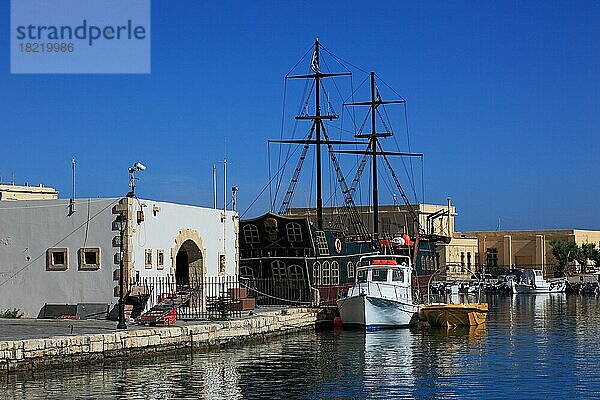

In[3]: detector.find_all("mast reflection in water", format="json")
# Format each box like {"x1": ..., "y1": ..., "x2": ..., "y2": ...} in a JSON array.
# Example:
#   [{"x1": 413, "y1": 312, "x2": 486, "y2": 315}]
[{"x1": 3, "y1": 295, "x2": 600, "y2": 399}]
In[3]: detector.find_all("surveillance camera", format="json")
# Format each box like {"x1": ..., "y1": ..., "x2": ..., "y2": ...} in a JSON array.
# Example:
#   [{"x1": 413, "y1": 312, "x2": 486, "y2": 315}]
[{"x1": 134, "y1": 162, "x2": 146, "y2": 171}]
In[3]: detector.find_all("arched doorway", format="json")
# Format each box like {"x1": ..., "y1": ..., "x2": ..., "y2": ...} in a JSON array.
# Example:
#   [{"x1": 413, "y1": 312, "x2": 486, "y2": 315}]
[{"x1": 175, "y1": 239, "x2": 203, "y2": 287}]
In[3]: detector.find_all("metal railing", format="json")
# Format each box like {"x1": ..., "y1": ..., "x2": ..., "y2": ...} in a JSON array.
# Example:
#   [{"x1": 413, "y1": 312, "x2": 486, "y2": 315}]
[{"x1": 126, "y1": 274, "x2": 314, "y2": 321}]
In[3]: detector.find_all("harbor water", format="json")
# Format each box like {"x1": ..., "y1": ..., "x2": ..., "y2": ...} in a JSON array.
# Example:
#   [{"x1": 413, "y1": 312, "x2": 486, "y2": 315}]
[{"x1": 3, "y1": 294, "x2": 600, "y2": 399}]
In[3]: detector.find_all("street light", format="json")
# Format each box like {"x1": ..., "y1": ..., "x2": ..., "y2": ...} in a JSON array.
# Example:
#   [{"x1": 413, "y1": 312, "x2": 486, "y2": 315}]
[{"x1": 116, "y1": 213, "x2": 127, "y2": 330}]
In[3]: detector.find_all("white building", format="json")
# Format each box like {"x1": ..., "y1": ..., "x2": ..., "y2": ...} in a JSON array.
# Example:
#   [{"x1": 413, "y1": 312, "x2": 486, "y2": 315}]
[{"x1": 0, "y1": 197, "x2": 238, "y2": 317}]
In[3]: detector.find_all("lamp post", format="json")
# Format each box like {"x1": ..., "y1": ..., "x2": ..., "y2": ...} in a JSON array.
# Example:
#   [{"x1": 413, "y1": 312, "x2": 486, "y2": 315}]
[
  {"x1": 118, "y1": 162, "x2": 146, "y2": 329},
  {"x1": 116, "y1": 213, "x2": 127, "y2": 330}
]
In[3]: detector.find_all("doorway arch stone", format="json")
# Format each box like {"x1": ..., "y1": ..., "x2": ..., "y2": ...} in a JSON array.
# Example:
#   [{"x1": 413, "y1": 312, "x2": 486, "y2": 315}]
[{"x1": 171, "y1": 228, "x2": 206, "y2": 284}]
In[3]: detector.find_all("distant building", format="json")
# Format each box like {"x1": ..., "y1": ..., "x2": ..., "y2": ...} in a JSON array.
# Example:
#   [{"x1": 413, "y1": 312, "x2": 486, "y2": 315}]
[
  {"x1": 0, "y1": 183, "x2": 58, "y2": 201},
  {"x1": 464, "y1": 229, "x2": 600, "y2": 277},
  {"x1": 287, "y1": 201, "x2": 476, "y2": 280},
  {"x1": 0, "y1": 197, "x2": 238, "y2": 317},
  {"x1": 288, "y1": 202, "x2": 456, "y2": 238}
]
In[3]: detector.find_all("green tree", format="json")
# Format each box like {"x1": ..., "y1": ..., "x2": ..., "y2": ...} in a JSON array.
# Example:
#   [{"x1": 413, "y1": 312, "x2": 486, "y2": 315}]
[
  {"x1": 549, "y1": 239, "x2": 578, "y2": 276},
  {"x1": 590, "y1": 247, "x2": 600, "y2": 271},
  {"x1": 576, "y1": 243, "x2": 598, "y2": 273}
]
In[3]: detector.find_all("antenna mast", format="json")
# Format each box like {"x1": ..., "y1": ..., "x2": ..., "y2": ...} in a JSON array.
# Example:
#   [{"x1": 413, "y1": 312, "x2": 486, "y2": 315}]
[{"x1": 69, "y1": 158, "x2": 76, "y2": 215}]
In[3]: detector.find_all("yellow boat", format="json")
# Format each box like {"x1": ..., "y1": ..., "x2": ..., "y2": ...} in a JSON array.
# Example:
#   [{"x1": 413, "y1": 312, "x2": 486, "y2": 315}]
[{"x1": 421, "y1": 303, "x2": 488, "y2": 328}]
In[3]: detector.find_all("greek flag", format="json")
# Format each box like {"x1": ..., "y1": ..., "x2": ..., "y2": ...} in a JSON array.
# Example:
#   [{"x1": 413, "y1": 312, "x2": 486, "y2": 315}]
[{"x1": 311, "y1": 50, "x2": 320, "y2": 73}]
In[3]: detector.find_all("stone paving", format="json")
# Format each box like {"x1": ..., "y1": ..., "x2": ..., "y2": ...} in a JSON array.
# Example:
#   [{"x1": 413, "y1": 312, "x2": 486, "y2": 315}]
[
  {"x1": 0, "y1": 307, "x2": 318, "y2": 373},
  {"x1": 0, "y1": 307, "x2": 274, "y2": 342}
]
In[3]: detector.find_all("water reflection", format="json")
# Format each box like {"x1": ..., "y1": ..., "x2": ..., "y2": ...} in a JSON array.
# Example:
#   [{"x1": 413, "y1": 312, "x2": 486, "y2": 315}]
[{"x1": 4, "y1": 295, "x2": 600, "y2": 399}]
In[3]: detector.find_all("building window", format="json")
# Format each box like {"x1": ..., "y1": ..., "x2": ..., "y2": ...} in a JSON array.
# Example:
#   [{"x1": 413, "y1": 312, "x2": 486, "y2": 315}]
[
  {"x1": 219, "y1": 254, "x2": 226, "y2": 275},
  {"x1": 331, "y1": 261, "x2": 340, "y2": 285},
  {"x1": 286, "y1": 222, "x2": 303, "y2": 242},
  {"x1": 315, "y1": 231, "x2": 329, "y2": 256},
  {"x1": 79, "y1": 248, "x2": 100, "y2": 270},
  {"x1": 467, "y1": 252, "x2": 471, "y2": 269},
  {"x1": 47, "y1": 248, "x2": 68, "y2": 271},
  {"x1": 157, "y1": 249, "x2": 165, "y2": 270},
  {"x1": 145, "y1": 249, "x2": 153, "y2": 269},
  {"x1": 271, "y1": 260, "x2": 287, "y2": 280},
  {"x1": 460, "y1": 252, "x2": 465, "y2": 267},
  {"x1": 313, "y1": 262, "x2": 321, "y2": 286},
  {"x1": 243, "y1": 224, "x2": 260, "y2": 244},
  {"x1": 322, "y1": 261, "x2": 331, "y2": 286},
  {"x1": 347, "y1": 261, "x2": 355, "y2": 279},
  {"x1": 486, "y1": 248, "x2": 498, "y2": 268}
]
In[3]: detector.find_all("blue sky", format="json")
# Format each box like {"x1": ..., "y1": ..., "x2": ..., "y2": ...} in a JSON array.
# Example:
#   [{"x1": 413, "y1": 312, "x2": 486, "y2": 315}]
[{"x1": 1, "y1": 1, "x2": 599, "y2": 231}]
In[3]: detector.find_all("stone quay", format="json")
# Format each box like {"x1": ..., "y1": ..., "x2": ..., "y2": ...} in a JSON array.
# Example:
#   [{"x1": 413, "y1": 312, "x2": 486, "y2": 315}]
[{"x1": 0, "y1": 307, "x2": 317, "y2": 373}]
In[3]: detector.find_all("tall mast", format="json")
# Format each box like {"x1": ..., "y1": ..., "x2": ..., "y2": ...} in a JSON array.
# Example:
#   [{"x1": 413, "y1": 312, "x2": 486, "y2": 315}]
[
  {"x1": 345, "y1": 72, "x2": 407, "y2": 237},
  {"x1": 315, "y1": 39, "x2": 323, "y2": 229},
  {"x1": 370, "y1": 72, "x2": 379, "y2": 236},
  {"x1": 286, "y1": 38, "x2": 350, "y2": 230}
]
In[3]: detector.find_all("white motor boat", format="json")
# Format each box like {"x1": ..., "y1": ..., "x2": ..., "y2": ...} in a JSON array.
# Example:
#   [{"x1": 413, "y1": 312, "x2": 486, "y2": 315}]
[
  {"x1": 512, "y1": 269, "x2": 566, "y2": 294},
  {"x1": 336, "y1": 254, "x2": 420, "y2": 329}
]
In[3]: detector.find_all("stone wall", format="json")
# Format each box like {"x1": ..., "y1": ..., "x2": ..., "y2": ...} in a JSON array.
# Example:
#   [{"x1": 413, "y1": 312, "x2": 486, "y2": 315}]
[{"x1": 0, "y1": 308, "x2": 317, "y2": 373}]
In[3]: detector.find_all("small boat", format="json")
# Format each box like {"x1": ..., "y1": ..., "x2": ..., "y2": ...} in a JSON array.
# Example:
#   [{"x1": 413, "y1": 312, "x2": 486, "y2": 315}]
[
  {"x1": 421, "y1": 303, "x2": 488, "y2": 328},
  {"x1": 336, "y1": 254, "x2": 420, "y2": 328},
  {"x1": 579, "y1": 282, "x2": 600, "y2": 295},
  {"x1": 512, "y1": 269, "x2": 566, "y2": 294},
  {"x1": 421, "y1": 265, "x2": 488, "y2": 327}
]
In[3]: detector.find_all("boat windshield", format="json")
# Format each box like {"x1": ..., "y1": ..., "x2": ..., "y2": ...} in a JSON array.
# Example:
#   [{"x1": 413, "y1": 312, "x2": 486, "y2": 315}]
[
  {"x1": 357, "y1": 269, "x2": 368, "y2": 283},
  {"x1": 392, "y1": 269, "x2": 404, "y2": 282},
  {"x1": 372, "y1": 269, "x2": 388, "y2": 282}
]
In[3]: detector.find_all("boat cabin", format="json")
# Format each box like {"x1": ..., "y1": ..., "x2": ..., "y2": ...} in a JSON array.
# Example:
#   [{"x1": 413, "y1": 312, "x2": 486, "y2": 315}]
[{"x1": 348, "y1": 255, "x2": 413, "y2": 302}]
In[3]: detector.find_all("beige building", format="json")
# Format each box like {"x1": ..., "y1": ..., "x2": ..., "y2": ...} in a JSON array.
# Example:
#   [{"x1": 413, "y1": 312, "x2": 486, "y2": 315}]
[
  {"x1": 464, "y1": 229, "x2": 600, "y2": 277},
  {"x1": 436, "y1": 235, "x2": 479, "y2": 280},
  {"x1": 288, "y1": 200, "x2": 456, "y2": 238},
  {"x1": 0, "y1": 183, "x2": 58, "y2": 201},
  {"x1": 287, "y1": 203, "x2": 600, "y2": 280}
]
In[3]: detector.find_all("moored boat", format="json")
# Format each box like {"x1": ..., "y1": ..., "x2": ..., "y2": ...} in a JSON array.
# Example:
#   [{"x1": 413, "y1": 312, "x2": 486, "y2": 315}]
[
  {"x1": 512, "y1": 269, "x2": 566, "y2": 294},
  {"x1": 336, "y1": 254, "x2": 420, "y2": 328},
  {"x1": 421, "y1": 303, "x2": 488, "y2": 328}
]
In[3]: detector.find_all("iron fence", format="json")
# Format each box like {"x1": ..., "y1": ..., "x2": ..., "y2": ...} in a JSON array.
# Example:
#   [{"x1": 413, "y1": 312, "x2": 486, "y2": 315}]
[
  {"x1": 126, "y1": 274, "x2": 315, "y2": 321},
  {"x1": 239, "y1": 277, "x2": 316, "y2": 306}
]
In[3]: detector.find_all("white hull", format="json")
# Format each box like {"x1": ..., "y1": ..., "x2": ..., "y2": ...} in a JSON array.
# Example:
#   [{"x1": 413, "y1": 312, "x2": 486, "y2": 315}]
[
  {"x1": 337, "y1": 294, "x2": 420, "y2": 328},
  {"x1": 512, "y1": 281, "x2": 566, "y2": 294}
]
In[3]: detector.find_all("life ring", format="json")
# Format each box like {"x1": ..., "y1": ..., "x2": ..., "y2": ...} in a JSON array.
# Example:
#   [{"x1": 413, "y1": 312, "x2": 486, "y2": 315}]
[
  {"x1": 334, "y1": 238, "x2": 342, "y2": 253},
  {"x1": 549, "y1": 283, "x2": 554, "y2": 291}
]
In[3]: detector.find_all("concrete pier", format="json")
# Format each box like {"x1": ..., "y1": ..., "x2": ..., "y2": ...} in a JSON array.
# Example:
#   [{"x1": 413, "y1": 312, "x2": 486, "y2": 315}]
[{"x1": 0, "y1": 307, "x2": 317, "y2": 373}]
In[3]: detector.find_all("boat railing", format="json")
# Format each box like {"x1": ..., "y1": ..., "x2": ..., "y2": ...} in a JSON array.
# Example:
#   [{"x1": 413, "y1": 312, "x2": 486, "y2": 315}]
[
  {"x1": 426, "y1": 265, "x2": 484, "y2": 304},
  {"x1": 353, "y1": 281, "x2": 411, "y2": 302}
]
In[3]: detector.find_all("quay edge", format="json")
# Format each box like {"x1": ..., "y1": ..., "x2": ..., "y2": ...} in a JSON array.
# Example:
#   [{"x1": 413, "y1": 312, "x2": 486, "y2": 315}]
[{"x1": 0, "y1": 308, "x2": 317, "y2": 374}]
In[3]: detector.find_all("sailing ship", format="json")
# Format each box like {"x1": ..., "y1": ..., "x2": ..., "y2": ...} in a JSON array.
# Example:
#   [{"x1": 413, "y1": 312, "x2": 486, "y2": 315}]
[{"x1": 239, "y1": 39, "x2": 438, "y2": 309}]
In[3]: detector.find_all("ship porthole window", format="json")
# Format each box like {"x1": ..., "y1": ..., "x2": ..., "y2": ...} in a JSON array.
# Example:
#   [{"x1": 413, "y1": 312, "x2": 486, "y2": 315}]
[
  {"x1": 288, "y1": 264, "x2": 304, "y2": 288},
  {"x1": 243, "y1": 224, "x2": 260, "y2": 244},
  {"x1": 286, "y1": 222, "x2": 303, "y2": 242},
  {"x1": 347, "y1": 261, "x2": 355, "y2": 279},
  {"x1": 315, "y1": 231, "x2": 329, "y2": 256},
  {"x1": 313, "y1": 262, "x2": 321, "y2": 286},
  {"x1": 240, "y1": 266, "x2": 255, "y2": 280},
  {"x1": 331, "y1": 261, "x2": 340, "y2": 285},
  {"x1": 322, "y1": 261, "x2": 331, "y2": 286},
  {"x1": 270, "y1": 260, "x2": 287, "y2": 280}
]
